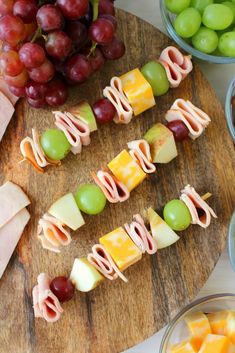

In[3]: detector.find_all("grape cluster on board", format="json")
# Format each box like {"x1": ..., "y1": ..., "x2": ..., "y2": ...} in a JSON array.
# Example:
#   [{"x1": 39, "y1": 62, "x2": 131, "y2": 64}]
[{"x1": 0, "y1": 0, "x2": 125, "y2": 108}]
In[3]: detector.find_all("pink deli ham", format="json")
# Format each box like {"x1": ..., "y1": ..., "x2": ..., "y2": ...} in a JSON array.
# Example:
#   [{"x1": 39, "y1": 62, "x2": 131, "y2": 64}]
[
  {"x1": 0, "y1": 76, "x2": 18, "y2": 106},
  {"x1": 92, "y1": 170, "x2": 130, "y2": 203},
  {"x1": 103, "y1": 76, "x2": 133, "y2": 124},
  {"x1": 53, "y1": 111, "x2": 91, "y2": 155},
  {"x1": 159, "y1": 46, "x2": 193, "y2": 88},
  {"x1": 127, "y1": 139, "x2": 156, "y2": 174},
  {"x1": 165, "y1": 99, "x2": 211, "y2": 140},
  {"x1": 32, "y1": 273, "x2": 63, "y2": 323},
  {"x1": 0, "y1": 91, "x2": 15, "y2": 142},
  {"x1": 180, "y1": 184, "x2": 217, "y2": 228},
  {"x1": 87, "y1": 244, "x2": 128, "y2": 282},
  {"x1": 124, "y1": 214, "x2": 157, "y2": 254}
]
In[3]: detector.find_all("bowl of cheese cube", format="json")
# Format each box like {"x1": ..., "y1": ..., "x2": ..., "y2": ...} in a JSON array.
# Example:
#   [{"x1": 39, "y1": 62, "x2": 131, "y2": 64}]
[{"x1": 160, "y1": 294, "x2": 235, "y2": 353}]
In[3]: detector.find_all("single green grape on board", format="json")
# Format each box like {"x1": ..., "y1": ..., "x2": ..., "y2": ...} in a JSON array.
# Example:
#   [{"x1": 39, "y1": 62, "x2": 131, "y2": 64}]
[
  {"x1": 40, "y1": 129, "x2": 71, "y2": 161},
  {"x1": 141, "y1": 61, "x2": 169, "y2": 96},
  {"x1": 163, "y1": 199, "x2": 192, "y2": 231},
  {"x1": 75, "y1": 184, "x2": 107, "y2": 215},
  {"x1": 174, "y1": 7, "x2": 201, "y2": 38}
]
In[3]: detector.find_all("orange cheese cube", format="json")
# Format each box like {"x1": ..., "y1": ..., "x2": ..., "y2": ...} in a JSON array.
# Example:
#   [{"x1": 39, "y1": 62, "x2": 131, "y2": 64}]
[
  {"x1": 198, "y1": 334, "x2": 230, "y2": 353},
  {"x1": 185, "y1": 312, "x2": 211, "y2": 348},
  {"x1": 170, "y1": 341, "x2": 197, "y2": 353},
  {"x1": 226, "y1": 311, "x2": 235, "y2": 344},
  {"x1": 99, "y1": 227, "x2": 142, "y2": 271},
  {"x1": 107, "y1": 149, "x2": 146, "y2": 191},
  {"x1": 120, "y1": 68, "x2": 155, "y2": 116},
  {"x1": 207, "y1": 311, "x2": 229, "y2": 335}
]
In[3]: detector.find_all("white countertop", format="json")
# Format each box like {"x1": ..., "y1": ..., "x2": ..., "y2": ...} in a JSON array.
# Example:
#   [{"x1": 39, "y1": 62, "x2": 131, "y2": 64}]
[{"x1": 114, "y1": 1, "x2": 235, "y2": 352}]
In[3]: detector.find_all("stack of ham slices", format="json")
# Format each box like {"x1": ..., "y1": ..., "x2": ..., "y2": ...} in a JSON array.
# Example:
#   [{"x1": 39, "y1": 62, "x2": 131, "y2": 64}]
[{"x1": 0, "y1": 181, "x2": 30, "y2": 278}]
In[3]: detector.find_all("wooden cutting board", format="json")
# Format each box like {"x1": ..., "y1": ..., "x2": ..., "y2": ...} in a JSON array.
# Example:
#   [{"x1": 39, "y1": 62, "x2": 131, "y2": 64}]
[{"x1": 0, "y1": 9, "x2": 234, "y2": 353}]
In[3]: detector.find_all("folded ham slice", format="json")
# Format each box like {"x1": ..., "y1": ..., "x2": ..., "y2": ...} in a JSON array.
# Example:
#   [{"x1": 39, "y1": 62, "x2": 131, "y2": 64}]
[
  {"x1": 0, "y1": 91, "x2": 15, "y2": 142},
  {"x1": 32, "y1": 273, "x2": 63, "y2": 323},
  {"x1": 0, "y1": 76, "x2": 18, "y2": 106},
  {"x1": 87, "y1": 244, "x2": 128, "y2": 282},
  {"x1": 127, "y1": 139, "x2": 156, "y2": 174},
  {"x1": 103, "y1": 76, "x2": 133, "y2": 124},
  {"x1": 91, "y1": 170, "x2": 130, "y2": 203},
  {"x1": 159, "y1": 46, "x2": 193, "y2": 88},
  {"x1": 37, "y1": 213, "x2": 71, "y2": 253},
  {"x1": 165, "y1": 99, "x2": 211, "y2": 140},
  {"x1": 180, "y1": 184, "x2": 217, "y2": 228},
  {"x1": 53, "y1": 111, "x2": 90, "y2": 155},
  {"x1": 124, "y1": 214, "x2": 157, "y2": 254}
]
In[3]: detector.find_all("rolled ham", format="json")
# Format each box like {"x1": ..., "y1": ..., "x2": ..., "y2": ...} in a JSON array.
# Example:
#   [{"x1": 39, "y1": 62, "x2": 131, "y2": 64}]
[
  {"x1": 53, "y1": 111, "x2": 91, "y2": 155},
  {"x1": 180, "y1": 184, "x2": 217, "y2": 228},
  {"x1": 103, "y1": 76, "x2": 133, "y2": 124},
  {"x1": 159, "y1": 46, "x2": 193, "y2": 88},
  {"x1": 127, "y1": 139, "x2": 156, "y2": 174},
  {"x1": 32, "y1": 273, "x2": 63, "y2": 323},
  {"x1": 91, "y1": 170, "x2": 130, "y2": 203},
  {"x1": 37, "y1": 213, "x2": 71, "y2": 253},
  {"x1": 0, "y1": 91, "x2": 15, "y2": 142},
  {"x1": 87, "y1": 244, "x2": 128, "y2": 282},
  {"x1": 124, "y1": 214, "x2": 157, "y2": 255}
]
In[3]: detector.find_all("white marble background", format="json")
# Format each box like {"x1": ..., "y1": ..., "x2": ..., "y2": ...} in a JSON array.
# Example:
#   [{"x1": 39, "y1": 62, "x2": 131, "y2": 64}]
[{"x1": 113, "y1": 1, "x2": 235, "y2": 352}]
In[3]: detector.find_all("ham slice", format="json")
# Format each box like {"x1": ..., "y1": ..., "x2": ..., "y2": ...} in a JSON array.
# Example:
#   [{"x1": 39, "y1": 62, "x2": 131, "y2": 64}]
[
  {"x1": 165, "y1": 99, "x2": 211, "y2": 140},
  {"x1": 53, "y1": 111, "x2": 90, "y2": 155},
  {"x1": 91, "y1": 170, "x2": 130, "y2": 203},
  {"x1": 0, "y1": 208, "x2": 30, "y2": 278},
  {"x1": 37, "y1": 213, "x2": 71, "y2": 253},
  {"x1": 180, "y1": 184, "x2": 217, "y2": 228},
  {"x1": 103, "y1": 76, "x2": 133, "y2": 124},
  {"x1": 0, "y1": 76, "x2": 18, "y2": 106},
  {"x1": 124, "y1": 214, "x2": 157, "y2": 254},
  {"x1": 0, "y1": 91, "x2": 15, "y2": 142},
  {"x1": 32, "y1": 273, "x2": 63, "y2": 323},
  {"x1": 159, "y1": 46, "x2": 193, "y2": 88},
  {"x1": 87, "y1": 244, "x2": 128, "y2": 282},
  {"x1": 127, "y1": 139, "x2": 156, "y2": 174},
  {"x1": 0, "y1": 181, "x2": 30, "y2": 229}
]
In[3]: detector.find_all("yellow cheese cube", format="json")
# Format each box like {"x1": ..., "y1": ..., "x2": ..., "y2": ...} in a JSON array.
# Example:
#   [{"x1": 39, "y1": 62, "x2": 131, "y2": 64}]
[
  {"x1": 198, "y1": 334, "x2": 230, "y2": 353},
  {"x1": 207, "y1": 311, "x2": 229, "y2": 335},
  {"x1": 99, "y1": 227, "x2": 142, "y2": 271},
  {"x1": 108, "y1": 149, "x2": 146, "y2": 191},
  {"x1": 170, "y1": 341, "x2": 197, "y2": 353},
  {"x1": 120, "y1": 68, "x2": 155, "y2": 116},
  {"x1": 185, "y1": 312, "x2": 211, "y2": 348},
  {"x1": 226, "y1": 311, "x2": 235, "y2": 344}
]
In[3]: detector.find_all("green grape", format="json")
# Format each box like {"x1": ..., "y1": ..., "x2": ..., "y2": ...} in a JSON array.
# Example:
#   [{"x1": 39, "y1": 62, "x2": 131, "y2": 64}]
[
  {"x1": 202, "y1": 4, "x2": 233, "y2": 30},
  {"x1": 165, "y1": 0, "x2": 191, "y2": 14},
  {"x1": 140, "y1": 61, "x2": 169, "y2": 96},
  {"x1": 223, "y1": 2, "x2": 235, "y2": 24},
  {"x1": 174, "y1": 8, "x2": 201, "y2": 38},
  {"x1": 74, "y1": 184, "x2": 106, "y2": 215},
  {"x1": 163, "y1": 199, "x2": 191, "y2": 231},
  {"x1": 40, "y1": 129, "x2": 71, "y2": 161},
  {"x1": 190, "y1": 0, "x2": 214, "y2": 14},
  {"x1": 218, "y1": 31, "x2": 235, "y2": 56},
  {"x1": 192, "y1": 26, "x2": 219, "y2": 53}
]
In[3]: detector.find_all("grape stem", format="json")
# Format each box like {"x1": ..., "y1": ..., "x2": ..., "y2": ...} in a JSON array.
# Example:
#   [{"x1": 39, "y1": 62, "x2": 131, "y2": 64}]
[
  {"x1": 31, "y1": 27, "x2": 42, "y2": 43},
  {"x1": 88, "y1": 0, "x2": 100, "y2": 56}
]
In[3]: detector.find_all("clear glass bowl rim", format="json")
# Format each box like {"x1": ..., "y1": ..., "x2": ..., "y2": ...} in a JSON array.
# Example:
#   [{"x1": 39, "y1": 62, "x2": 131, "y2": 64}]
[
  {"x1": 228, "y1": 210, "x2": 235, "y2": 271},
  {"x1": 225, "y1": 76, "x2": 235, "y2": 142}
]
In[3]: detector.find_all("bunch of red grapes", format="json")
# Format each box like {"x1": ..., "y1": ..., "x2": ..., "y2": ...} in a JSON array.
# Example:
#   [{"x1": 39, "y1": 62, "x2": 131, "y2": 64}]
[{"x1": 0, "y1": 0, "x2": 125, "y2": 108}]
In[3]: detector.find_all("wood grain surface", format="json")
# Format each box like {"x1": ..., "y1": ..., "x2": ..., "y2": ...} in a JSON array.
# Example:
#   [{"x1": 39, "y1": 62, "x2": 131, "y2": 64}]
[{"x1": 0, "y1": 9, "x2": 234, "y2": 353}]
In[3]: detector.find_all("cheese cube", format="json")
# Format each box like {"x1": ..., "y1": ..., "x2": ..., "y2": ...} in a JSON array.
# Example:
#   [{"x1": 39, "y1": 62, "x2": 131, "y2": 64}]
[
  {"x1": 198, "y1": 334, "x2": 230, "y2": 353},
  {"x1": 185, "y1": 312, "x2": 211, "y2": 348},
  {"x1": 108, "y1": 149, "x2": 146, "y2": 191},
  {"x1": 170, "y1": 341, "x2": 197, "y2": 353},
  {"x1": 120, "y1": 68, "x2": 155, "y2": 116},
  {"x1": 226, "y1": 311, "x2": 235, "y2": 344},
  {"x1": 207, "y1": 311, "x2": 229, "y2": 335},
  {"x1": 99, "y1": 227, "x2": 142, "y2": 271}
]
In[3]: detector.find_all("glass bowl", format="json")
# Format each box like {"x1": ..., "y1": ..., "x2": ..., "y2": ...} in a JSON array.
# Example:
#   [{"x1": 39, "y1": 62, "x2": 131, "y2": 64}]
[
  {"x1": 159, "y1": 0, "x2": 235, "y2": 64},
  {"x1": 228, "y1": 211, "x2": 235, "y2": 271},
  {"x1": 225, "y1": 76, "x2": 235, "y2": 142},
  {"x1": 160, "y1": 294, "x2": 235, "y2": 353}
]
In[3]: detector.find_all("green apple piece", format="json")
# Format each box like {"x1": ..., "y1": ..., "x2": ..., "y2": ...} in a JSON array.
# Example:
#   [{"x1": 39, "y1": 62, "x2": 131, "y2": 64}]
[
  {"x1": 48, "y1": 193, "x2": 85, "y2": 231},
  {"x1": 68, "y1": 101, "x2": 97, "y2": 132},
  {"x1": 147, "y1": 207, "x2": 180, "y2": 249},
  {"x1": 144, "y1": 123, "x2": 178, "y2": 163},
  {"x1": 70, "y1": 258, "x2": 104, "y2": 292}
]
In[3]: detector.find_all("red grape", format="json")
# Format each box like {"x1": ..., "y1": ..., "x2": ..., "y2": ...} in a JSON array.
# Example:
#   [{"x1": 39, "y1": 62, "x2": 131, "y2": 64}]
[
  {"x1": 27, "y1": 96, "x2": 46, "y2": 108},
  {"x1": 57, "y1": 0, "x2": 88, "y2": 20},
  {"x1": 0, "y1": 14, "x2": 25, "y2": 46},
  {"x1": 8, "y1": 85, "x2": 25, "y2": 97},
  {"x1": 45, "y1": 77, "x2": 68, "y2": 106},
  {"x1": 66, "y1": 54, "x2": 92, "y2": 83},
  {"x1": 50, "y1": 276, "x2": 75, "y2": 303},
  {"x1": 80, "y1": 3, "x2": 93, "y2": 26},
  {"x1": 13, "y1": 0, "x2": 38, "y2": 24},
  {"x1": 19, "y1": 43, "x2": 45, "y2": 69},
  {"x1": 89, "y1": 18, "x2": 114, "y2": 45},
  {"x1": 25, "y1": 80, "x2": 47, "y2": 99},
  {"x1": 89, "y1": 47, "x2": 105, "y2": 72},
  {"x1": 99, "y1": 14, "x2": 117, "y2": 30},
  {"x1": 28, "y1": 58, "x2": 55, "y2": 83},
  {"x1": 65, "y1": 20, "x2": 87, "y2": 48},
  {"x1": 24, "y1": 22, "x2": 37, "y2": 41},
  {"x1": 93, "y1": 98, "x2": 116, "y2": 123},
  {"x1": 4, "y1": 68, "x2": 29, "y2": 87},
  {"x1": 166, "y1": 120, "x2": 189, "y2": 142},
  {"x1": 0, "y1": 50, "x2": 24, "y2": 76},
  {"x1": 36, "y1": 4, "x2": 64, "y2": 32},
  {"x1": 0, "y1": 0, "x2": 14, "y2": 16},
  {"x1": 45, "y1": 31, "x2": 72, "y2": 59},
  {"x1": 101, "y1": 37, "x2": 125, "y2": 60},
  {"x1": 98, "y1": 0, "x2": 115, "y2": 15}
]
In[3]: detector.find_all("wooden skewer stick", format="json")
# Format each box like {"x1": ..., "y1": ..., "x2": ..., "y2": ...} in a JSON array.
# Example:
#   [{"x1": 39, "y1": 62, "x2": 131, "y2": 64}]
[{"x1": 201, "y1": 192, "x2": 212, "y2": 201}]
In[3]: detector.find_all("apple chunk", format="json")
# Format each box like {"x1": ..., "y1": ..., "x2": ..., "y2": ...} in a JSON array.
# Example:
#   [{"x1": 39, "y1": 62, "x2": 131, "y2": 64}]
[
  {"x1": 70, "y1": 258, "x2": 104, "y2": 292},
  {"x1": 68, "y1": 101, "x2": 97, "y2": 132},
  {"x1": 144, "y1": 123, "x2": 178, "y2": 163},
  {"x1": 147, "y1": 207, "x2": 179, "y2": 249},
  {"x1": 49, "y1": 193, "x2": 85, "y2": 231}
]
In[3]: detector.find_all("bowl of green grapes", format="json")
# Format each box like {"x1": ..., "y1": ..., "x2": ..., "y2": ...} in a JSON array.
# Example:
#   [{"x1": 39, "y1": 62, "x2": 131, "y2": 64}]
[{"x1": 160, "y1": 0, "x2": 235, "y2": 63}]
